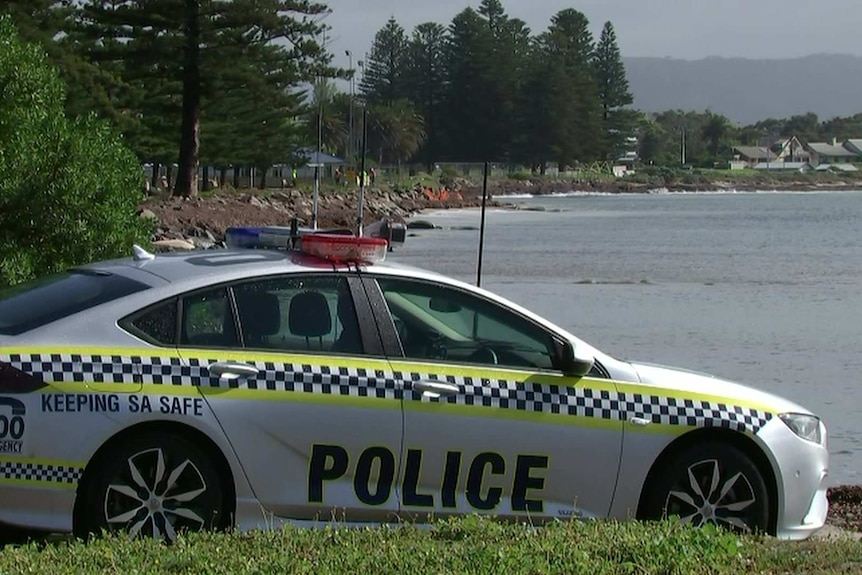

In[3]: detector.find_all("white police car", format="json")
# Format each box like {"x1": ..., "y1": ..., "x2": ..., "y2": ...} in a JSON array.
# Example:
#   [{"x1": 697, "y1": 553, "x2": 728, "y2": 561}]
[{"x1": 0, "y1": 228, "x2": 828, "y2": 541}]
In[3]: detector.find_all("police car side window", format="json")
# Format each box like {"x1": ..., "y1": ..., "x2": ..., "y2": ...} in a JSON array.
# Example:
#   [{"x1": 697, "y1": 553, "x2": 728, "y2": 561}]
[
  {"x1": 377, "y1": 278, "x2": 556, "y2": 371},
  {"x1": 180, "y1": 288, "x2": 239, "y2": 348},
  {"x1": 231, "y1": 275, "x2": 361, "y2": 354}
]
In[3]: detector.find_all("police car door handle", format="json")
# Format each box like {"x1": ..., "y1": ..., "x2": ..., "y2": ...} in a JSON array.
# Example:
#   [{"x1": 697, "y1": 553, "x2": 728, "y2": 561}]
[
  {"x1": 208, "y1": 362, "x2": 260, "y2": 380},
  {"x1": 413, "y1": 380, "x2": 459, "y2": 397}
]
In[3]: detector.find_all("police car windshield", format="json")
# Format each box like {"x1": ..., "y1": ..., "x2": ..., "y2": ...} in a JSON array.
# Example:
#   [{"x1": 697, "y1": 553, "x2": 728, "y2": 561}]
[{"x1": 0, "y1": 270, "x2": 148, "y2": 335}]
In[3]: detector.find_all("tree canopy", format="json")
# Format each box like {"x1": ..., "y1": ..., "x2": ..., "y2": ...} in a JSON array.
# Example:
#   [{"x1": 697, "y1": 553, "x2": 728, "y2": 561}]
[{"x1": 6, "y1": 0, "x2": 861, "y2": 178}]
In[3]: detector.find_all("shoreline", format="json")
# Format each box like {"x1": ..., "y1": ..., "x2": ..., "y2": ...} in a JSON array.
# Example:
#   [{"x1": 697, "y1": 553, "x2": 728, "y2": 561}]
[{"x1": 140, "y1": 181, "x2": 862, "y2": 247}]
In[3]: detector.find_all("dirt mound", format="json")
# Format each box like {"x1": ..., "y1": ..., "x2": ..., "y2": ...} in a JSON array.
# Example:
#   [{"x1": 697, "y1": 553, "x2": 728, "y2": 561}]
[{"x1": 140, "y1": 187, "x2": 495, "y2": 247}]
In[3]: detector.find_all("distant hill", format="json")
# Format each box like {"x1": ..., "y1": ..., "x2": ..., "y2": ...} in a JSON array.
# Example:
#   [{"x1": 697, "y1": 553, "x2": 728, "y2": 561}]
[{"x1": 623, "y1": 54, "x2": 862, "y2": 125}]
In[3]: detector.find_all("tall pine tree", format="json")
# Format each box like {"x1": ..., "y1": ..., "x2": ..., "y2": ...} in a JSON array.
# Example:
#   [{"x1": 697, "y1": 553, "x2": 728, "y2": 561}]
[
  {"x1": 593, "y1": 21, "x2": 634, "y2": 161},
  {"x1": 360, "y1": 17, "x2": 409, "y2": 106},
  {"x1": 404, "y1": 22, "x2": 447, "y2": 170},
  {"x1": 529, "y1": 9, "x2": 602, "y2": 170},
  {"x1": 73, "y1": 0, "x2": 327, "y2": 196}
]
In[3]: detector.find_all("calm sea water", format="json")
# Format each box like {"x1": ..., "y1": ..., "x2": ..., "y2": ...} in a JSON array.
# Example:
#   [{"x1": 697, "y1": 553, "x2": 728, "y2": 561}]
[{"x1": 389, "y1": 190, "x2": 862, "y2": 487}]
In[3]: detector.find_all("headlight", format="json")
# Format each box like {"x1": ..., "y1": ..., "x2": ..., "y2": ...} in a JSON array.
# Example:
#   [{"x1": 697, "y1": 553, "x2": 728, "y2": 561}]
[{"x1": 779, "y1": 413, "x2": 822, "y2": 444}]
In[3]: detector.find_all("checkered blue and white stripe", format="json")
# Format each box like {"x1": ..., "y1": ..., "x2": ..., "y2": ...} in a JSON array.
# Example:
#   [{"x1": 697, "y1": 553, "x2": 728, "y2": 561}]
[{"x1": 3, "y1": 353, "x2": 772, "y2": 434}]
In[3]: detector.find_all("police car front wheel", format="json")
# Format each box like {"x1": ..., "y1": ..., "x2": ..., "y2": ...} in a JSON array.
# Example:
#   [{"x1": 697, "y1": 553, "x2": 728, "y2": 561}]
[
  {"x1": 641, "y1": 442, "x2": 770, "y2": 534},
  {"x1": 77, "y1": 431, "x2": 226, "y2": 541}
]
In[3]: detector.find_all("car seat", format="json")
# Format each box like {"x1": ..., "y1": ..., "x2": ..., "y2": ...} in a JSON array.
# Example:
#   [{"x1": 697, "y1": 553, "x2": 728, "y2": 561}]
[
  {"x1": 235, "y1": 291, "x2": 281, "y2": 348},
  {"x1": 288, "y1": 290, "x2": 332, "y2": 349}
]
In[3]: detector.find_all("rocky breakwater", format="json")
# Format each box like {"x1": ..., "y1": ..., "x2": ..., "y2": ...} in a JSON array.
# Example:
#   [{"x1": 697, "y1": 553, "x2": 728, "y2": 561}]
[{"x1": 138, "y1": 186, "x2": 494, "y2": 251}]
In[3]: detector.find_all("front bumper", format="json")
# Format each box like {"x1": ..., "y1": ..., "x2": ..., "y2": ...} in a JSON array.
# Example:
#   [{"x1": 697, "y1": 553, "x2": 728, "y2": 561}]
[{"x1": 758, "y1": 417, "x2": 829, "y2": 540}]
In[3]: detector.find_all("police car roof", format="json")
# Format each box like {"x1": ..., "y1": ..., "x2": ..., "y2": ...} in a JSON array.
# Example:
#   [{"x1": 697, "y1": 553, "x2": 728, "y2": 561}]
[{"x1": 77, "y1": 247, "x2": 446, "y2": 290}]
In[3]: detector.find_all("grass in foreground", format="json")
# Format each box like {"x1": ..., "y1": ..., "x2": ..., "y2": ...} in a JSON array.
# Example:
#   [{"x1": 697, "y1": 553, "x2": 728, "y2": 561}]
[{"x1": 1, "y1": 517, "x2": 860, "y2": 575}]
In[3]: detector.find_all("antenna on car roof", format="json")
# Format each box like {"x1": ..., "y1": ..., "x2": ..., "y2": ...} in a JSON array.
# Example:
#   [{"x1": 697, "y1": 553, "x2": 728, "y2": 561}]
[
  {"x1": 476, "y1": 161, "x2": 490, "y2": 287},
  {"x1": 132, "y1": 244, "x2": 155, "y2": 261}
]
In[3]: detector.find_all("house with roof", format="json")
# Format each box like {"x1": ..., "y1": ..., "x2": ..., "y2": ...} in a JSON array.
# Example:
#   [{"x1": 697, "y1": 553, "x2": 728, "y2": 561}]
[
  {"x1": 731, "y1": 146, "x2": 776, "y2": 169},
  {"x1": 772, "y1": 137, "x2": 809, "y2": 163},
  {"x1": 844, "y1": 139, "x2": 862, "y2": 157},
  {"x1": 805, "y1": 140, "x2": 858, "y2": 166}
]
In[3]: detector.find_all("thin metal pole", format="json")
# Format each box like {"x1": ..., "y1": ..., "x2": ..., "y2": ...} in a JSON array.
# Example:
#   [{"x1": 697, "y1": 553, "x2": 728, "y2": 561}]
[
  {"x1": 313, "y1": 103, "x2": 322, "y2": 230},
  {"x1": 312, "y1": 165, "x2": 319, "y2": 229},
  {"x1": 313, "y1": 29, "x2": 328, "y2": 230},
  {"x1": 356, "y1": 107, "x2": 368, "y2": 236},
  {"x1": 476, "y1": 161, "x2": 489, "y2": 287},
  {"x1": 346, "y1": 50, "x2": 353, "y2": 166}
]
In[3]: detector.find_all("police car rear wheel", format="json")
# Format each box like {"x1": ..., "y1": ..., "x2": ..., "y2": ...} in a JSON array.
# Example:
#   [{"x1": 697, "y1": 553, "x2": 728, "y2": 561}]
[
  {"x1": 642, "y1": 442, "x2": 769, "y2": 533},
  {"x1": 80, "y1": 432, "x2": 225, "y2": 541}
]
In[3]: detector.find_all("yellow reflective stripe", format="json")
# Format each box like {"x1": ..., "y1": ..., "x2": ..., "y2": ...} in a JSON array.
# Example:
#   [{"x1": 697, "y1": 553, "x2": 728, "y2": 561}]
[
  {"x1": 178, "y1": 348, "x2": 392, "y2": 370},
  {"x1": 196, "y1": 386, "x2": 400, "y2": 410},
  {"x1": 44, "y1": 382, "x2": 138, "y2": 394},
  {"x1": 404, "y1": 399, "x2": 623, "y2": 430},
  {"x1": 1, "y1": 346, "x2": 166, "y2": 357},
  {"x1": 0, "y1": 456, "x2": 85, "y2": 467},
  {"x1": 0, "y1": 478, "x2": 77, "y2": 489},
  {"x1": 44, "y1": 384, "x2": 200, "y2": 396}
]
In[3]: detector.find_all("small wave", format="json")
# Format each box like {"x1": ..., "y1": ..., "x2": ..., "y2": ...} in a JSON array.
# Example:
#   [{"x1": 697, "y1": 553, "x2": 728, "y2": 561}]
[{"x1": 573, "y1": 279, "x2": 653, "y2": 285}]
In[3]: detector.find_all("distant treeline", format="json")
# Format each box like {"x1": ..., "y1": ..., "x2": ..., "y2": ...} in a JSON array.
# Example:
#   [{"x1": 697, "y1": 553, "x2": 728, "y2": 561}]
[{"x1": 1, "y1": 1, "x2": 635, "y2": 194}]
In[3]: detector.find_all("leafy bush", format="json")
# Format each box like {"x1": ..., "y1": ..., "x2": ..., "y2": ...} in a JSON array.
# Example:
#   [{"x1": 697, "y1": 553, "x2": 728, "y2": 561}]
[{"x1": 0, "y1": 16, "x2": 151, "y2": 287}]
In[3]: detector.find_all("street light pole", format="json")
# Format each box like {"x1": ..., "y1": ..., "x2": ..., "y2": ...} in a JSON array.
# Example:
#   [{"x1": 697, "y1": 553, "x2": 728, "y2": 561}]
[
  {"x1": 346, "y1": 50, "x2": 354, "y2": 167},
  {"x1": 356, "y1": 59, "x2": 364, "y2": 176}
]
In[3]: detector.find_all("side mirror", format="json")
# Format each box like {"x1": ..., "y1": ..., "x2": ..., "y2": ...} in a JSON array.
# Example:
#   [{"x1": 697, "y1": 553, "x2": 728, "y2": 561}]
[{"x1": 554, "y1": 338, "x2": 594, "y2": 377}]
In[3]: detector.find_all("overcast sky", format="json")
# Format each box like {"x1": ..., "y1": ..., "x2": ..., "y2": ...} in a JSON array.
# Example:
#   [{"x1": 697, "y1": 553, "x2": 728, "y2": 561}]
[{"x1": 322, "y1": 0, "x2": 862, "y2": 70}]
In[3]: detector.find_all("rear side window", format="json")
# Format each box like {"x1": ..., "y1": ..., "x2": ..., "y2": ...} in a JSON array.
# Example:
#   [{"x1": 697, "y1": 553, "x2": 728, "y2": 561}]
[
  {"x1": 126, "y1": 301, "x2": 178, "y2": 346},
  {"x1": 0, "y1": 270, "x2": 149, "y2": 335},
  {"x1": 180, "y1": 288, "x2": 239, "y2": 348}
]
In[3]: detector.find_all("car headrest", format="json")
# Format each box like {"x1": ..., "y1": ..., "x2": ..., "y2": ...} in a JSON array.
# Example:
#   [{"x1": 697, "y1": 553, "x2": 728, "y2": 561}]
[
  {"x1": 234, "y1": 291, "x2": 281, "y2": 337},
  {"x1": 288, "y1": 291, "x2": 332, "y2": 338}
]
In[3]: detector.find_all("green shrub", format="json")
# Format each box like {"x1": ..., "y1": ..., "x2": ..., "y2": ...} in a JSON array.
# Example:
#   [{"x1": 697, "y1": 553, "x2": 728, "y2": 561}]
[{"x1": 0, "y1": 16, "x2": 151, "y2": 288}]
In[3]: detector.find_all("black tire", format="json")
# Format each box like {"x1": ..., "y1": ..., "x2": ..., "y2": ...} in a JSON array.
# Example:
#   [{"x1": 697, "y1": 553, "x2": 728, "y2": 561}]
[
  {"x1": 78, "y1": 431, "x2": 225, "y2": 541},
  {"x1": 640, "y1": 442, "x2": 770, "y2": 533}
]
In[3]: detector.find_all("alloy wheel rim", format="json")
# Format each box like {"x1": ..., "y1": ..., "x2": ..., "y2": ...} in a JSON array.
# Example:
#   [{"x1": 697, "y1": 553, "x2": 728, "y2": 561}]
[
  {"x1": 104, "y1": 447, "x2": 208, "y2": 540},
  {"x1": 665, "y1": 458, "x2": 757, "y2": 531}
]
